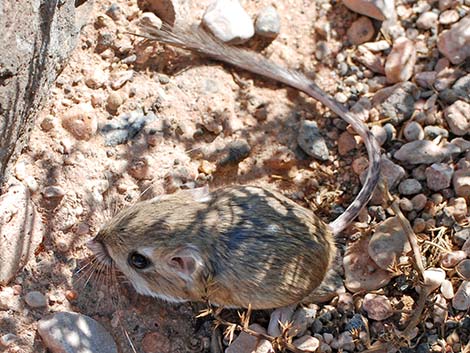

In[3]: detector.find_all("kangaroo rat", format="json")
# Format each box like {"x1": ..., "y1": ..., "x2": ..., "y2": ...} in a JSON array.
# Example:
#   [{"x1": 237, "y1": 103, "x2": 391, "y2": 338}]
[{"x1": 88, "y1": 25, "x2": 381, "y2": 309}]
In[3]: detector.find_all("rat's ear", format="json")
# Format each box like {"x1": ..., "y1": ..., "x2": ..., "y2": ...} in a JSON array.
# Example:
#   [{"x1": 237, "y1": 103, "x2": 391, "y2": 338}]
[
  {"x1": 166, "y1": 246, "x2": 204, "y2": 281},
  {"x1": 179, "y1": 186, "x2": 211, "y2": 203}
]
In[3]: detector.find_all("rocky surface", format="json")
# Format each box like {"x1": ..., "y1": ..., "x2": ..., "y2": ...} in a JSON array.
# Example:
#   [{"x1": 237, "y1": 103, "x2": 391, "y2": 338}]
[
  {"x1": 1, "y1": 0, "x2": 469, "y2": 352},
  {"x1": 0, "y1": 0, "x2": 92, "y2": 183}
]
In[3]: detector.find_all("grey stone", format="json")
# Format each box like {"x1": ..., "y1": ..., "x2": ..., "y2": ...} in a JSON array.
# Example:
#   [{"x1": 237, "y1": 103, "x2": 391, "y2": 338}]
[
  {"x1": 38, "y1": 312, "x2": 118, "y2": 353},
  {"x1": 100, "y1": 110, "x2": 157, "y2": 146},
  {"x1": 424, "y1": 126, "x2": 449, "y2": 139},
  {"x1": 342, "y1": 0, "x2": 396, "y2": 21},
  {"x1": 255, "y1": 6, "x2": 281, "y2": 38},
  {"x1": 202, "y1": 0, "x2": 254, "y2": 43},
  {"x1": 425, "y1": 163, "x2": 454, "y2": 191},
  {"x1": 438, "y1": 15, "x2": 470, "y2": 64},
  {"x1": 373, "y1": 82, "x2": 420, "y2": 125},
  {"x1": 394, "y1": 140, "x2": 459, "y2": 165},
  {"x1": 452, "y1": 74, "x2": 470, "y2": 102},
  {"x1": 24, "y1": 291, "x2": 47, "y2": 308},
  {"x1": 0, "y1": 0, "x2": 92, "y2": 183},
  {"x1": 297, "y1": 120, "x2": 329, "y2": 161},
  {"x1": 404, "y1": 121, "x2": 424, "y2": 141},
  {"x1": 398, "y1": 178, "x2": 422, "y2": 195},
  {"x1": 453, "y1": 227, "x2": 470, "y2": 247},
  {"x1": 444, "y1": 100, "x2": 470, "y2": 136}
]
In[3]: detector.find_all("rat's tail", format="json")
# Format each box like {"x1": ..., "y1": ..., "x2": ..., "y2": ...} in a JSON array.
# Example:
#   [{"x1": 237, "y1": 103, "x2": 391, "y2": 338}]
[{"x1": 136, "y1": 24, "x2": 381, "y2": 236}]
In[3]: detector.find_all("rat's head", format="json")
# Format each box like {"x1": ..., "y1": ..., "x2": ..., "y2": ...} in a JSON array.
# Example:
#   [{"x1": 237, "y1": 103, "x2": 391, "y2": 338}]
[{"x1": 88, "y1": 194, "x2": 209, "y2": 303}]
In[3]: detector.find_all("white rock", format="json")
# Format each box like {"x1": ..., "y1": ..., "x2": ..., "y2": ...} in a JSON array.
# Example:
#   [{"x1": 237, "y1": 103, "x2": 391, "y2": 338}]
[
  {"x1": 444, "y1": 100, "x2": 470, "y2": 136},
  {"x1": 440, "y1": 279, "x2": 455, "y2": 299},
  {"x1": 342, "y1": 0, "x2": 396, "y2": 21},
  {"x1": 394, "y1": 140, "x2": 459, "y2": 165},
  {"x1": 453, "y1": 169, "x2": 470, "y2": 197},
  {"x1": 293, "y1": 335, "x2": 320, "y2": 352},
  {"x1": 385, "y1": 37, "x2": 416, "y2": 83},
  {"x1": 438, "y1": 15, "x2": 470, "y2": 64},
  {"x1": 423, "y1": 268, "x2": 446, "y2": 292},
  {"x1": 362, "y1": 293, "x2": 394, "y2": 321},
  {"x1": 38, "y1": 312, "x2": 118, "y2": 353},
  {"x1": 138, "y1": 12, "x2": 162, "y2": 29},
  {"x1": 416, "y1": 11, "x2": 438, "y2": 29},
  {"x1": 24, "y1": 291, "x2": 47, "y2": 308},
  {"x1": 255, "y1": 6, "x2": 281, "y2": 38},
  {"x1": 202, "y1": 0, "x2": 254, "y2": 43}
]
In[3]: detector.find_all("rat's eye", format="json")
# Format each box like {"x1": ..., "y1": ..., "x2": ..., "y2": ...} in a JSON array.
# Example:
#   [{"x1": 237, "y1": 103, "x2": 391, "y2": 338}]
[{"x1": 128, "y1": 252, "x2": 150, "y2": 270}]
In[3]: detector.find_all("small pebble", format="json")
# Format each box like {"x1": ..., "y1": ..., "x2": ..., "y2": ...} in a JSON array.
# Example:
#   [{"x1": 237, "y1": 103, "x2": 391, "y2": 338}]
[
  {"x1": 38, "y1": 312, "x2": 118, "y2": 353},
  {"x1": 84, "y1": 68, "x2": 108, "y2": 89},
  {"x1": 398, "y1": 179, "x2": 422, "y2": 195},
  {"x1": 453, "y1": 227, "x2": 470, "y2": 247},
  {"x1": 415, "y1": 71, "x2": 437, "y2": 89},
  {"x1": 347, "y1": 16, "x2": 375, "y2": 45},
  {"x1": 107, "y1": 92, "x2": 124, "y2": 112},
  {"x1": 24, "y1": 291, "x2": 47, "y2": 308},
  {"x1": 424, "y1": 125, "x2": 449, "y2": 139},
  {"x1": 352, "y1": 157, "x2": 369, "y2": 175},
  {"x1": 400, "y1": 198, "x2": 413, "y2": 212},
  {"x1": 338, "y1": 131, "x2": 357, "y2": 155},
  {"x1": 226, "y1": 324, "x2": 272, "y2": 353},
  {"x1": 438, "y1": 16, "x2": 470, "y2": 64},
  {"x1": 439, "y1": 10, "x2": 460, "y2": 25},
  {"x1": 139, "y1": 12, "x2": 162, "y2": 30},
  {"x1": 290, "y1": 306, "x2": 317, "y2": 337},
  {"x1": 202, "y1": 0, "x2": 254, "y2": 43},
  {"x1": 0, "y1": 333, "x2": 18, "y2": 347},
  {"x1": 375, "y1": 82, "x2": 419, "y2": 125},
  {"x1": 385, "y1": 37, "x2": 417, "y2": 83},
  {"x1": 297, "y1": 120, "x2": 329, "y2": 161},
  {"x1": 411, "y1": 193, "x2": 427, "y2": 211},
  {"x1": 42, "y1": 186, "x2": 66, "y2": 199},
  {"x1": 425, "y1": 163, "x2": 454, "y2": 191},
  {"x1": 368, "y1": 216, "x2": 411, "y2": 270},
  {"x1": 441, "y1": 250, "x2": 467, "y2": 268},
  {"x1": 255, "y1": 6, "x2": 281, "y2": 38},
  {"x1": 110, "y1": 70, "x2": 134, "y2": 90},
  {"x1": 370, "y1": 125, "x2": 387, "y2": 146},
  {"x1": 404, "y1": 121, "x2": 424, "y2": 141},
  {"x1": 362, "y1": 293, "x2": 393, "y2": 321},
  {"x1": 62, "y1": 103, "x2": 97, "y2": 141},
  {"x1": 416, "y1": 11, "x2": 438, "y2": 29},
  {"x1": 394, "y1": 140, "x2": 459, "y2": 165},
  {"x1": 456, "y1": 259, "x2": 470, "y2": 280},
  {"x1": 342, "y1": 0, "x2": 395, "y2": 21},
  {"x1": 440, "y1": 279, "x2": 455, "y2": 299},
  {"x1": 444, "y1": 100, "x2": 470, "y2": 136},
  {"x1": 453, "y1": 169, "x2": 470, "y2": 197},
  {"x1": 413, "y1": 218, "x2": 426, "y2": 233},
  {"x1": 423, "y1": 268, "x2": 446, "y2": 292},
  {"x1": 452, "y1": 281, "x2": 470, "y2": 311},
  {"x1": 293, "y1": 335, "x2": 320, "y2": 352}
]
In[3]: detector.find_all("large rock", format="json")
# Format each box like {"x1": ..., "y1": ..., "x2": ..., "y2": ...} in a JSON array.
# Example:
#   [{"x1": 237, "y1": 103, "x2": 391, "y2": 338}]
[
  {"x1": 0, "y1": 0, "x2": 92, "y2": 184},
  {"x1": 38, "y1": 312, "x2": 118, "y2": 353}
]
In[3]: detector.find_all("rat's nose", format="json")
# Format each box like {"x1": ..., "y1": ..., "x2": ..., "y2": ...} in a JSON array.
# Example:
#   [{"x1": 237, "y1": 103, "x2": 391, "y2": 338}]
[{"x1": 87, "y1": 239, "x2": 113, "y2": 266}]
